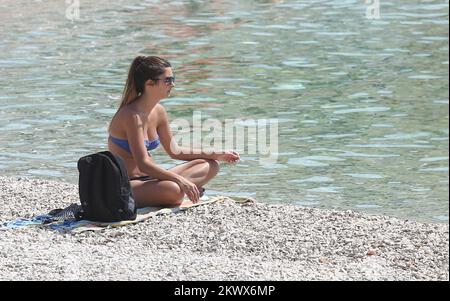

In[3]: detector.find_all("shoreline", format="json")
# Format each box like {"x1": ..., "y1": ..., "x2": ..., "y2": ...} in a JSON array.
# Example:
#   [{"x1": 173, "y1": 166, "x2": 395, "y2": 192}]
[{"x1": 0, "y1": 176, "x2": 448, "y2": 280}]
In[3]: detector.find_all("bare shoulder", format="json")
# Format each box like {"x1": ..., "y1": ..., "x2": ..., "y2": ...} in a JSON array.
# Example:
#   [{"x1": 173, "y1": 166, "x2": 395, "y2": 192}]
[
  {"x1": 155, "y1": 103, "x2": 167, "y2": 115},
  {"x1": 155, "y1": 103, "x2": 169, "y2": 123},
  {"x1": 115, "y1": 106, "x2": 144, "y2": 128}
]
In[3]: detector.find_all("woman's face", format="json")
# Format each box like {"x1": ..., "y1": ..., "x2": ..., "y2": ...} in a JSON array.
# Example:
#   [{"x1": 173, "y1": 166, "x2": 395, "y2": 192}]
[{"x1": 148, "y1": 67, "x2": 175, "y2": 100}]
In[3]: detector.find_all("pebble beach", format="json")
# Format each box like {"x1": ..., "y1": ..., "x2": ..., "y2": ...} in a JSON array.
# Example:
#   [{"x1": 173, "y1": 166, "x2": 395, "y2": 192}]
[{"x1": 0, "y1": 176, "x2": 448, "y2": 281}]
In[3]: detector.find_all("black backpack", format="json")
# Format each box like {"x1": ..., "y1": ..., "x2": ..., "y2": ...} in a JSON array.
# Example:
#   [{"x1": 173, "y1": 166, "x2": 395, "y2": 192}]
[{"x1": 77, "y1": 151, "x2": 137, "y2": 222}]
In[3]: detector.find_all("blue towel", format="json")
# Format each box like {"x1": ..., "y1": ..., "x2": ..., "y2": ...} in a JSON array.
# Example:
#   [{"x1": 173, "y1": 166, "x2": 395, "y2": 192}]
[
  {"x1": 48, "y1": 219, "x2": 92, "y2": 232},
  {"x1": 1, "y1": 203, "x2": 83, "y2": 231},
  {"x1": 2, "y1": 214, "x2": 54, "y2": 229}
]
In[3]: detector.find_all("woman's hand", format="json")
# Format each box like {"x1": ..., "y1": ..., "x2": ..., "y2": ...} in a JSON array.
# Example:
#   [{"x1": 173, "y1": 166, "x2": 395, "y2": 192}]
[
  {"x1": 176, "y1": 176, "x2": 200, "y2": 204},
  {"x1": 215, "y1": 151, "x2": 240, "y2": 163}
]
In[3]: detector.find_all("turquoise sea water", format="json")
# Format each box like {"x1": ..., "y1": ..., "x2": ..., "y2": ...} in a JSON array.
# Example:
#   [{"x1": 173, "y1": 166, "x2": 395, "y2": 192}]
[{"x1": 0, "y1": 0, "x2": 448, "y2": 223}]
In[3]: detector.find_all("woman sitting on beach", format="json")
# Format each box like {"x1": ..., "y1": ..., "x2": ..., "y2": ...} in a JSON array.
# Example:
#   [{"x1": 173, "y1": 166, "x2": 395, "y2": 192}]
[{"x1": 108, "y1": 56, "x2": 240, "y2": 208}]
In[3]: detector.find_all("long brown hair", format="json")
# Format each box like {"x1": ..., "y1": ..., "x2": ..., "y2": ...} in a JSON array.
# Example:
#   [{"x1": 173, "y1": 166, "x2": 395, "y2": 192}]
[{"x1": 118, "y1": 55, "x2": 171, "y2": 111}]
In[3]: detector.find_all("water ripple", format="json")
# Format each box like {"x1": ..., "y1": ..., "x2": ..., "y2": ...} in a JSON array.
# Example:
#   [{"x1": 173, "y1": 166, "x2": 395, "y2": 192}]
[
  {"x1": 333, "y1": 107, "x2": 391, "y2": 114},
  {"x1": 0, "y1": 0, "x2": 447, "y2": 223}
]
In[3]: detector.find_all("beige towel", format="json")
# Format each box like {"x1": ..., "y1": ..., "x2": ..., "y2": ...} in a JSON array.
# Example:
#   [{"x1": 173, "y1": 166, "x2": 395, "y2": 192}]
[{"x1": 66, "y1": 195, "x2": 255, "y2": 233}]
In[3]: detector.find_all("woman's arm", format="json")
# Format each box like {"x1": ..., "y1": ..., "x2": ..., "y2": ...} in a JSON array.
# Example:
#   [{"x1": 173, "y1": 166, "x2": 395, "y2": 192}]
[
  {"x1": 156, "y1": 105, "x2": 240, "y2": 162},
  {"x1": 175, "y1": 146, "x2": 240, "y2": 163}
]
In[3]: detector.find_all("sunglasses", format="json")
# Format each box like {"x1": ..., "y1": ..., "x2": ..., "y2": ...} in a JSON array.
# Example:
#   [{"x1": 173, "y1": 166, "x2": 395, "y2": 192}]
[{"x1": 157, "y1": 76, "x2": 175, "y2": 85}]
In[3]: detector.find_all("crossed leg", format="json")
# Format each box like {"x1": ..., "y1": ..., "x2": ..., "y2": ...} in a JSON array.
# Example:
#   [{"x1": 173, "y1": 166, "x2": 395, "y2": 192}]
[{"x1": 131, "y1": 159, "x2": 220, "y2": 208}]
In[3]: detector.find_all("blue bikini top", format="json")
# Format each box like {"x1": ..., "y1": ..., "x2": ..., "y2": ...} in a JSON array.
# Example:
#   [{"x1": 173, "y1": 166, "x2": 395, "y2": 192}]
[{"x1": 109, "y1": 134, "x2": 160, "y2": 154}]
